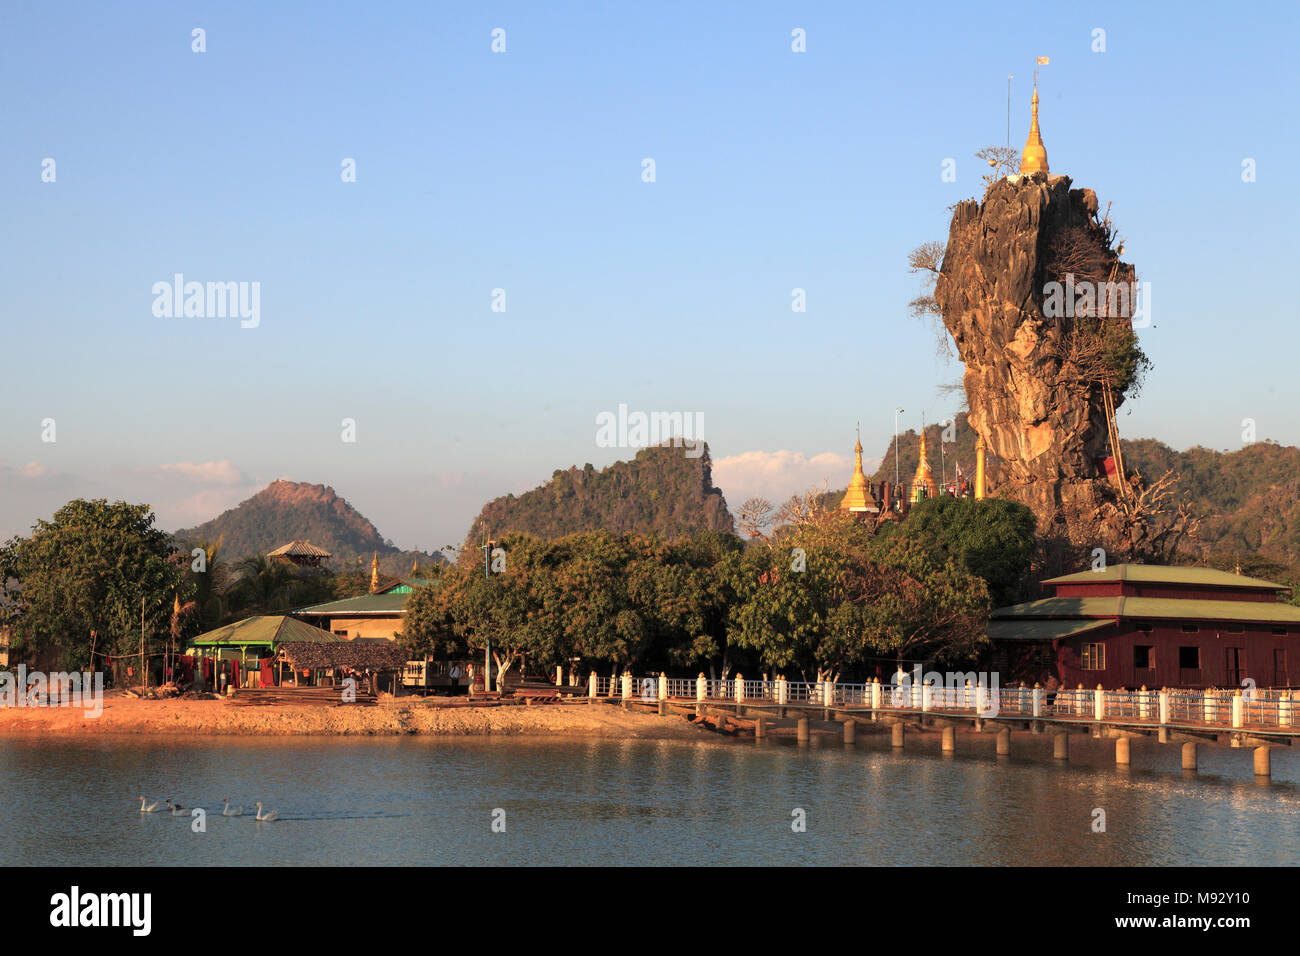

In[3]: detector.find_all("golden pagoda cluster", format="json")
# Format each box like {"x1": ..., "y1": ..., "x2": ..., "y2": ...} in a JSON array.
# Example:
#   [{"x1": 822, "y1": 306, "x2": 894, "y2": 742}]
[{"x1": 838, "y1": 426, "x2": 987, "y2": 515}]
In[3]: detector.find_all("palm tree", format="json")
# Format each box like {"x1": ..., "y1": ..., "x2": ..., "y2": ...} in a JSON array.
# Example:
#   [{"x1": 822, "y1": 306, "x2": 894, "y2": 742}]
[
  {"x1": 190, "y1": 536, "x2": 231, "y2": 628},
  {"x1": 230, "y1": 555, "x2": 295, "y2": 616}
]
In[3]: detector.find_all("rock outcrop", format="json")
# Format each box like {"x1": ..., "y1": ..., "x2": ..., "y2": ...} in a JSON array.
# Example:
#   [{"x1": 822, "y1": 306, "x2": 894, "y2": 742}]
[{"x1": 934, "y1": 171, "x2": 1148, "y2": 561}]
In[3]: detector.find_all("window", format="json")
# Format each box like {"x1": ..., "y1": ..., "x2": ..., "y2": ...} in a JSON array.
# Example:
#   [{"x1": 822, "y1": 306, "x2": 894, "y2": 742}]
[
  {"x1": 334, "y1": 630, "x2": 348, "y2": 637},
  {"x1": 1136, "y1": 623, "x2": 1154, "y2": 633},
  {"x1": 1082, "y1": 643, "x2": 1106, "y2": 670},
  {"x1": 1179, "y1": 646, "x2": 1200, "y2": 669},
  {"x1": 1227, "y1": 625, "x2": 1244, "y2": 634},
  {"x1": 1181, "y1": 624, "x2": 1199, "y2": 633},
  {"x1": 1225, "y1": 648, "x2": 1246, "y2": 687},
  {"x1": 1134, "y1": 645, "x2": 1154, "y2": 669},
  {"x1": 1273, "y1": 628, "x2": 1288, "y2": 636}
]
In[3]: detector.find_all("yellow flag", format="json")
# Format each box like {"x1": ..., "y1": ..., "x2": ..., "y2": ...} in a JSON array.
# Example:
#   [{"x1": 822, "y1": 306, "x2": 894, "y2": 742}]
[{"x1": 1037, "y1": 56, "x2": 1050, "y2": 64}]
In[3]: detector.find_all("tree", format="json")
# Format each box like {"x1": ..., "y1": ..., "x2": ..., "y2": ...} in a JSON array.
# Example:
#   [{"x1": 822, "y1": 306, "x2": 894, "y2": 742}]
[
  {"x1": 0, "y1": 499, "x2": 187, "y2": 670},
  {"x1": 975, "y1": 145, "x2": 1019, "y2": 185},
  {"x1": 879, "y1": 497, "x2": 1037, "y2": 606},
  {"x1": 737, "y1": 497, "x2": 774, "y2": 540}
]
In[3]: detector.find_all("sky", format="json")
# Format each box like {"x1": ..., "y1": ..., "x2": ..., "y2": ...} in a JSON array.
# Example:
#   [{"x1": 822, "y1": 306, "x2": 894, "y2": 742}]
[{"x1": 2, "y1": 0, "x2": 1297, "y2": 552}]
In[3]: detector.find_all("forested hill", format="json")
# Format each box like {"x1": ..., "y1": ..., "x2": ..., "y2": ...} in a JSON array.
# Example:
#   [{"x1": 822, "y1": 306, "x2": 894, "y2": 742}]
[
  {"x1": 1122, "y1": 438, "x2": 1300, "y2": 572},
  {"x1": 173, "y1": 480, "x2": 445, "y2": 574},
  {"x1": 464, "y1": 443, "x2": 734, "y2": 547}
]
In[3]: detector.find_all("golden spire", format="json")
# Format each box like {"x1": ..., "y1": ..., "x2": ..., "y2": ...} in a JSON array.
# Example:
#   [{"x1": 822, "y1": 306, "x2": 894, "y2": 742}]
[
  {"x1": 369, "y1": 552, "x2": 380, "y2": 592},
  {"x1": 840, "y1": 424, "x2": 874, "y2": 513},
  {"x1": 910, "y1": 427, "x2": 939, "y2": 502},
  {"x1": 1020, "y1": 86, "x2": 1049, "y2": 175},
  {"x1": 411, "y1": 555, "x2": 420, "y2": 577}
]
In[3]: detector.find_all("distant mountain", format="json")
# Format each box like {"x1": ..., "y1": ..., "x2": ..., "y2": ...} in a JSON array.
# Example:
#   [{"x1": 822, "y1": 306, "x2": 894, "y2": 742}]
[
  {"x1": 174, "y1": 480, "x2": 445, "y2": 574},
  {"x1": 465, "y1": 442, "x2": 734, "y2": 546},
  {"x1": 1122, "y1": 439, "x2": 1300, "y2": 572}
]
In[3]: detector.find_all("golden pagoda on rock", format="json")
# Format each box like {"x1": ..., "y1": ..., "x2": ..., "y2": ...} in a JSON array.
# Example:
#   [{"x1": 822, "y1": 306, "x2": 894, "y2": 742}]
[
  {"x1": 910, "y1": 429, "x2": 940, "y2": 502},
  {"x1": 840, "y1": 428, "x2": 877, "y2": 514},
  {"x1": 1019, "y1": 87, "x2": 1049, "y2": 175}
]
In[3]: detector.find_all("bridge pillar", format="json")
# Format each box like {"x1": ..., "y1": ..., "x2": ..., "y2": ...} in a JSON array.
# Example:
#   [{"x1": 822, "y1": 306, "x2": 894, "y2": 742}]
[
  {"x1": 1115, "y1": 737, "x2": 1130, "y2": 765},
  {"x1": 891, "y1": 723, "x2": 905, "y2": 749},
  {"x1": 843, "y1": 719, "x2": 855, "y2": 745},
  {"x1": 997, "y1": 728, "x2": 1011, "y2": 756},
  {"x1": 1182, "y1": 741, "x2": 1198, "y2": 772},
  {"x1": 796, "y1": 716, "x2": 809, "y2": 743},
  {"x1": 1053, "y1": 734, "x2": 1069, "y2": 760},
  {"x1": 941, "y1": 726, "x2": 955, "y2": 753},
  {"x1": 1254, "y1": 746, "x2": 1271, "y2": 779},
  {"x1": 1158, "y1": 726, "x2": 1168, "y2": 744},
  {"x1": 755, "y1": 715, "x2": 766, "y2": 739}
]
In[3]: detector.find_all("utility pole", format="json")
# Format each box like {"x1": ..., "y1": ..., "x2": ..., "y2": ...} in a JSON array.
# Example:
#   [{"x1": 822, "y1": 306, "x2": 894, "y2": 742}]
[
  {"x1": 1007, "y1": 74, "x2": 1013, "y2": 149},
  {"x1": 894, "y1": 407, "x2": 904, "y2": 488}
]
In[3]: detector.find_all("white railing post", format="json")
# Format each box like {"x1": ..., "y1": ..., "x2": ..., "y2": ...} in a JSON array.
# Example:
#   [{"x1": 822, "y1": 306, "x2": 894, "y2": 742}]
[
  {"x1": 871, "y1": 679, "x2": 882, "y2": 711},
  {"x1": 823, "y1": 679, "x2": 834, "y2": 708},
  {"x1": 1203, "y1": 688, "x2": 1215, "y2": 724},
  {"x1": 621, "y1": 673, "x2": 633, "y2": 700},
  {"x1": 1281, "y1": 692, "x2": 1293, "y2": 728},
  {"x1": 921, "y1": 680, "x2": 932, "y2": 712},
  {"x1": 1094, "y1": 686, "x2": 1105, "y2": 721},
  {"x1": 911, "y1": 678, "x2": 922, "y2": 710},
  {"x1": 1159, "y1": 688, "x2": 1170, "y2": 725},
  {"x1": 1138, "y1": 686, "x2": 1149, "y2": 720},
  {"x1": 696, "y1": 673, "x2": 706, "y2": 702},
  {"x1": 1232, "y1": 691, "x2": 1244, "y2": 729},
  {"x1": 776, "y1": 676, "x2": 789, "y2": 706},
  {"x1": 659, "y1": 672, "x2": 668, "y2": 701},
  {"x1": 588, "y1": 673, "x2": 597, "y2": 699},
  {"x1": 1032, "y1": 684, "x2": 1043, "y2": 718},
  {"x1": 734, "y1": 673, "x2": 744, "y2": 702}
]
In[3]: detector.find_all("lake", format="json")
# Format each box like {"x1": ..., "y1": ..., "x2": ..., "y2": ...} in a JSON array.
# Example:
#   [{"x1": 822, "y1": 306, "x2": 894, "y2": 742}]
[{"x1": 4, "y1": 730, "x2": 1298, "y2": 866}]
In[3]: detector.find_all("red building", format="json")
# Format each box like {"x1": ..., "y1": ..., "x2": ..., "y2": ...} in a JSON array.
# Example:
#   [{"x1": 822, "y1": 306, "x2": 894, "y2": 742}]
[{"x1": 988, "y1": 565, "x2": 1300, "y2": 690}]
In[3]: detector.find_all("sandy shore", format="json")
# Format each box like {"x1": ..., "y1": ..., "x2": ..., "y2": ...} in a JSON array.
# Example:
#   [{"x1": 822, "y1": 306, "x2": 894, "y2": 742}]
[{"x1": 0, "y1": 691, "x2": 719, "y2": 739}]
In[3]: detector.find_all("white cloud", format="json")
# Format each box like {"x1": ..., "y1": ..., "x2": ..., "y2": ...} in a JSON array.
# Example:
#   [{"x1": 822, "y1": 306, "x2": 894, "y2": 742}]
[
  {"x1": 713, "y1": 449, "x2": 879, "y2": 506},
  {"x1": 152, "y1": 460, "x2": 245, "y2": 485}
]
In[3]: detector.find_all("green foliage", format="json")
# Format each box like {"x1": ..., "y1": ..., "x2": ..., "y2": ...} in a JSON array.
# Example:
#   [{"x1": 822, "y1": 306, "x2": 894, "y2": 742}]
[
  {"x1": 464, "y1": 443, "x2": 733, "y2": 548},
  {"x1": 173, "y1": 479, "x2": 444, "y2": 573},
  {"x1": 0, "y1": 499, "x2": 187, "y2": 669},
  {"x1": 877, "y1": 497, "x2": 1037, "y2": 607}
]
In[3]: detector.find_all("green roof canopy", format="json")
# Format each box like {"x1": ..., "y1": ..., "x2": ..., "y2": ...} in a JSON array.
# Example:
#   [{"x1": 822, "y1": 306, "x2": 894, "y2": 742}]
[
  {"x1": 992, "y1": 596, "x2": 1300, "y2": 627},
  {"x1": 190, "y1": 615, "x2": 345, "y2": 648},
  {"x1": 1042, "y1": 564, "x2": 1289, "y2": 592},
  {"x1": 988, "y1": 618, "x2": 1114, "y2": 642},
  {"x1": 295, "y1": 593, "x2": 410, "y2": 616}
]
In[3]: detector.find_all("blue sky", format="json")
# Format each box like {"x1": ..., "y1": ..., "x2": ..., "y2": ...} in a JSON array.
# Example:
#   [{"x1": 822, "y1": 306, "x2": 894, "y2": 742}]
[{"x1": 2, "y1": 0, "x2": 1297, "y2": 550}]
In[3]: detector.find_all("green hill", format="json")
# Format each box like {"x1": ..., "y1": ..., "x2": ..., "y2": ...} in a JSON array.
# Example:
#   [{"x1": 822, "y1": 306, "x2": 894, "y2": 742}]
[
  {"x1": 173, "y1": 480, "x2": 444, "y2": 574},
  {"x1": 465, "y1": 442, "x2": 734, "y2": 547}
]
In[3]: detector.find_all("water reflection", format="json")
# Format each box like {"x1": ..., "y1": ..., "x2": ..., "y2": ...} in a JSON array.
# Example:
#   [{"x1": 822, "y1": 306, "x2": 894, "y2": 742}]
[{"x1": 1, "y1": 733, "x2": 1297, "y2": 866}]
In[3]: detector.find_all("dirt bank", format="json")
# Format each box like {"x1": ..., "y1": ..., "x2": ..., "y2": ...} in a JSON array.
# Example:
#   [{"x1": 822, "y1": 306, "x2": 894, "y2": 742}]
[{"x1": 0, "y1": 692, "x2": 717, "y2": 739}]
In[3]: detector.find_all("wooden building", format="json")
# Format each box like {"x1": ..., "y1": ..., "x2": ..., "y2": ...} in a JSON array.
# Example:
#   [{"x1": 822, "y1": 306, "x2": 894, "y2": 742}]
[
  {"x1": 293, "y1": 577, "x2": 434, "y2": 641},
  {"x1": 267, "y1": 540, "x2": 332, "y2": 568},
  {"x1": 989, "y1": 565, "x2": 1300, "y2": 690},
  {"x1": 188, "y1": 615, "x2": 343, "y2": 689}
]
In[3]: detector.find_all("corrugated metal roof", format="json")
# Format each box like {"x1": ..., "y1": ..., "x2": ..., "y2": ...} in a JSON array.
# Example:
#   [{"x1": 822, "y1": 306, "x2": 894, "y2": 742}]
[
  {"x1": 992, "y1": 596, "x2": 1300, "y2": 626},
  {"x1": 267, "y1": 540, "x2": 332, "y2": 558},
  {"x1": 1042, "y1": 564, "x2": 1287, "y2": 591},
  {"x1": 190, "y1": 615, "x2": 345, "y2": 647},
  {"x1": 988, "y1": 618, "x2": 1113, "y2": 642},
  {"x1": 295, "y1": 593, "x2": 410, "y2": 616}
]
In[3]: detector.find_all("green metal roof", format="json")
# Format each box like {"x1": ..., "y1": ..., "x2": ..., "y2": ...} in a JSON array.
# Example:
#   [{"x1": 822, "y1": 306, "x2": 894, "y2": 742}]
[
  {"x1": 992, "y1": 596, "x2": 1300, "y2": 627},
  {"x1": 988, "y1": 618, "x2": 1114, "y2": 642},
  {"x1": 1042, "y1": 564, "x2": 1288, "y2": 591},
  {"x1": 190, "y1": 615, "x2": 345, "y2": 648},
  {"x1": 295, "y1": 592, "x2": 410, "y2": 616}
]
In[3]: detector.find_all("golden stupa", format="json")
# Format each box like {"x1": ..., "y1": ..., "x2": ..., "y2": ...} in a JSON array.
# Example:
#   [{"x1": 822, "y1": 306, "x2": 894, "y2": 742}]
[
  {"x1": 369, "y1": 552, "x2": 380, "y2": 593},
  {"x1": 840, "y1": 428, "x2": 876, "y2": 513},
  {"x1": 910, "y1": 429, "x2": 940, "y2": 502},
  {"x1": 1019, "y1": 87, "x2": 1049, "y2": 175}
]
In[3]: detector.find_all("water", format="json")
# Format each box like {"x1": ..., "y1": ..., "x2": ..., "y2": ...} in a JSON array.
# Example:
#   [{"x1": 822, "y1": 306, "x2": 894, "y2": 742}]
[{"x1": 4, "y1": 731, "x2": 1298, "y2": 866}]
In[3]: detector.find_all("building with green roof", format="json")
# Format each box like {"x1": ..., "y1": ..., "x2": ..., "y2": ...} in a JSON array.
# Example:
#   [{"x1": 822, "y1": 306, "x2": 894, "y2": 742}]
[
  {"x1": 989, "y1": 564, "x2": 1300, "y2": 689},
  {"x1": 188, "y1": 615, "x2": 344, "y2": 689}
]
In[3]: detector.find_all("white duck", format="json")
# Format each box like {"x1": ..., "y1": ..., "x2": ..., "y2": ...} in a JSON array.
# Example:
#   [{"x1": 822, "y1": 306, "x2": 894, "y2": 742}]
[
  {"x1": 254, "y1": 802, "x2": 278, "y2": 822},
  {"x1": 166, "y1": 799, "x2": 187, "y2": 816},
  {"x1": 221, "y1": 798, "x2": 244, "y2": 817},
  {"x1": 138, "y1": 796, "x2": 160, "y2": 813}
]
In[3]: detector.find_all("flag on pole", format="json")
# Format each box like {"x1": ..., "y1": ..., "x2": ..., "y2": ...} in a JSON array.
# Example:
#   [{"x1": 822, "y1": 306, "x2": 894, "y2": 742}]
[{"x1": 1037, "y1": 56, "x2": 1050, "y2": 64}]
